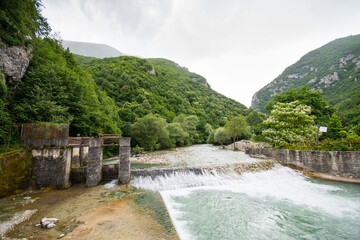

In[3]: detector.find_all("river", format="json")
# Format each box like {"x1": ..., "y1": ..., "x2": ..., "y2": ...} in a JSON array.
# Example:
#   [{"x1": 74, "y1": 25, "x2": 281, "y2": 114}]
[{"x1": 131, "y1": 145, "x2": 360, "y2": 240}]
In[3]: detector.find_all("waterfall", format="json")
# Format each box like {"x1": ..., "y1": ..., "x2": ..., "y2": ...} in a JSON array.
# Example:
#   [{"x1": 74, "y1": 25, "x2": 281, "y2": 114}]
[{"x1": 130, "y1": 159, "x2": 277, "y2": 191}]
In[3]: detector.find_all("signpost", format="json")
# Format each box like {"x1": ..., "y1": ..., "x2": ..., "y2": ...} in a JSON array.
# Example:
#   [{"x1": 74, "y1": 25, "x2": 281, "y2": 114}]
[{"x1": 316, "y1": 124, "x2": 327, "y2": 144}]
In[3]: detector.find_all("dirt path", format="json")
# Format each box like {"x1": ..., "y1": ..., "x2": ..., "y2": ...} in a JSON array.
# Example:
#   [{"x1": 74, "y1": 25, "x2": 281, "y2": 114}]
[{"x1": 4, "y1": 184, "x2": 178, "y2": 240}]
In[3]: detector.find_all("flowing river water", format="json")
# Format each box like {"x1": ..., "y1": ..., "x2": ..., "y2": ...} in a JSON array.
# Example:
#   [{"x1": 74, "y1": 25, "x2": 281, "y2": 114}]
[{"x1": 131, "y1": 145, "x2": 360, "y2": 240}]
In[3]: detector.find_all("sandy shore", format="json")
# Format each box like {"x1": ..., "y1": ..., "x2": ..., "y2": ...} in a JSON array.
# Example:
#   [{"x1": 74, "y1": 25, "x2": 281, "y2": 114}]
[{"x1": 2, "y1": 184, "x2": 178, "y2": 239}]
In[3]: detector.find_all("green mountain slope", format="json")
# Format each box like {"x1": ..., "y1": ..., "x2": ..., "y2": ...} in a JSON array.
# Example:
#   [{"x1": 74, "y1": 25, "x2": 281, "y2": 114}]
[
  {"x1": 1, "y1": 0, "x2": 249, "y2": 147},
  {"x1": 252, "y1": 34, "x2": 360, "y2": 124},
  {"x1": 76, "y1": 56, "x2": 247, "y2": 135},
  {"x1": 62, "y1": 40, "x2": 124, "y2": 58}
]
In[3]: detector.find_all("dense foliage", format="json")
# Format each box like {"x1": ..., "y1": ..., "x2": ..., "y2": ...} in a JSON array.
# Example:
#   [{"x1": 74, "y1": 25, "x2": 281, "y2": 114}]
[
  {"x1": 0, "y1": 0, "x2": 263, "y2": 152},
  {"x1": 76, "y1": 56, "x2": 248, "y2": 144},
  {"x1": 262, "y1": 101, "x2": 317, "y2": 145},
  {"x1": 12, "y1": 38, "x2": 121, "y2": 137},
  {"x1": 224, "y1": 116, "x2": 250, "y2": 149},
  {"x1": 279, "y1": 133, "x2": 360, "y2": 151},
  {"x1": 252, "y1": 34, "x2": 360, "y2": 134},
  {"x1": 0, "y1": 0, "x2": 49, "y2": 46},
  {"x1": 265, "y1": 85, "x2": 335, "y2": 124}
]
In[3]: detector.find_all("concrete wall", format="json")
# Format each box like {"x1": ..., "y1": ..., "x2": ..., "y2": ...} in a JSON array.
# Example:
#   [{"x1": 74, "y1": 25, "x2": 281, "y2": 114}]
[
  {"x1": 246, "y1": 148, "x2": 360, "y2": 179},
  {"x1": 31, "y1": 147, "x2": 71, "y2": 187}
]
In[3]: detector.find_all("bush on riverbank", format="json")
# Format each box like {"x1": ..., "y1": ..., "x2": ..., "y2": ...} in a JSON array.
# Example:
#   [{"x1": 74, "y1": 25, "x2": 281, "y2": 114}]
[{"x1": 278, "y1": 133, "x2": 360, "y2": 151}]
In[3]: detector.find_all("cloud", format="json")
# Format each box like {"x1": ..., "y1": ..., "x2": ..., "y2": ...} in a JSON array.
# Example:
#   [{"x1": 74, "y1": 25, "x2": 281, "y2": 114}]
[{"x1": 42, "y1": 0, "x2": 360, "y2": 107}]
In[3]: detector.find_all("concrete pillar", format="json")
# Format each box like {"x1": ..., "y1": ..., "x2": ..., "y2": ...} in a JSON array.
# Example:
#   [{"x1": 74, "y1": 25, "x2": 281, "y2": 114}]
[
  {"x1": 119, "y1": 137, "x2": 131, "y2": 184},
  {"x1": 79, "y1": 146, "x2": 89, "y2": 165},
  {"x1": 71, "y1": 146, "x2": 80, "y2": 166},
  {"x1": 86, "y1": 138, "x2": 103, "y2": 187}
]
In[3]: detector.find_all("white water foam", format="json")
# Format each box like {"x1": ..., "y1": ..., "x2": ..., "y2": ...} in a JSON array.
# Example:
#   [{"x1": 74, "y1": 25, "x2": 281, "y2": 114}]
[
  {"x1": 104, "y1": 179, "x2": 119, "y2": 189},
  {"x1": 131, "y1": 166, "x2": 360, "y2": 239}
]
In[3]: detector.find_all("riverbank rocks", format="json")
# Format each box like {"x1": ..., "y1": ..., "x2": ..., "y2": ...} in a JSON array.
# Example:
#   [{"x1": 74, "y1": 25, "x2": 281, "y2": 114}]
[
  {"x1": 41, "y1": 217, "x2": 59, "y2": 228},
  {"x1": 225, "y1": 140, "x2": 270, "y2": 152},
  {"x1": 0, "y1": 210, "x2": 37, "y2": 236}
]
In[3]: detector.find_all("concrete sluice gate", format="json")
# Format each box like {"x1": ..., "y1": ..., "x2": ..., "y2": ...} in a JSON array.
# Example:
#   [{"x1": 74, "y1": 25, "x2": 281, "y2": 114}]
[{"x1": 21, "y1": 123, "x2": 130, "y2": 188}]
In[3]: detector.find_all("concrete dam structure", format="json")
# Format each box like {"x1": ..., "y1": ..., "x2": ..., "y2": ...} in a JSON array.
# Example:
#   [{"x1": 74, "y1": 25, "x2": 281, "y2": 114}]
[{"x1": 21, "y1": 123, "x2": 131, "y2": 188}]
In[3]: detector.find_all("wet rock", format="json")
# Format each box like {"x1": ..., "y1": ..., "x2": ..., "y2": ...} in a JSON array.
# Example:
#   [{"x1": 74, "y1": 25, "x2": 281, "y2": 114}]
[
  {"x1": 47, "y1": 223, "x2": 56, "y2": 228},
  {"x1": 41, "y1": 217, "x2": 58, "y2": 228}
]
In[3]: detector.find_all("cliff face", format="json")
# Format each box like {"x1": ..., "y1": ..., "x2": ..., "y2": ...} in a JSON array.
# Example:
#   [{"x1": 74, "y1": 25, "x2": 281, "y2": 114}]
[
  {"x1": 251, "y1": 34, "x2": 360, "y2": 115},
  {"x1": 0, "y1": 41, "x2": 32, "y2": 87}
]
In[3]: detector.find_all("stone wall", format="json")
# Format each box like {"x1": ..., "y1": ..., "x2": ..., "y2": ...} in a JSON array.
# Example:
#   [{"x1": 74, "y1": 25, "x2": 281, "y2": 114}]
[{"x1": 246, "y1": 148, "x2": 360, "y2": 179}]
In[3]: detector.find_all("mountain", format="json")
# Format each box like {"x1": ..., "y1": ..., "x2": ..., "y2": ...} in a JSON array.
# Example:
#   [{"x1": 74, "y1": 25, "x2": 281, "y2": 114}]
[
  {"x1": 251, "y1": 34, "x2": 360, "y2": 123},
  {"x1": 148, "y1": 58, "x2": 211, "y2": 88},
  {"x1": 75, "y1": 55, "x2": 247, "y2": 134},
  {"x1": 62, "y1": 40, "x2": 124, "y2": 58}
]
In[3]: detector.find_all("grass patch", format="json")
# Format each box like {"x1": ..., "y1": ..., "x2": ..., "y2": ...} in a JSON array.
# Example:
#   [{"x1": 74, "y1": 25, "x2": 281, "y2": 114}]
[{"x1": 134, "y1": 191, "x2": 176, "y2": 236}]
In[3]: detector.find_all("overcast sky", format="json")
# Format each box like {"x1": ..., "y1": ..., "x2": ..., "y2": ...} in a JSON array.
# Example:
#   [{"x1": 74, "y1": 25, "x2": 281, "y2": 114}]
[{"x1": 42, "y1": 0, "x2": 360, "y2": 107}]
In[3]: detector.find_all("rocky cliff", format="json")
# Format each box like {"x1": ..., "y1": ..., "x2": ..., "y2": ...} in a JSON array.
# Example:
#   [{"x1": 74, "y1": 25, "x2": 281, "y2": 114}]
[
  {"x1": 251, "y1": 34, "x2": 360, "y2": 118},
  {"x1": 0, "y1": 41, "x2": 32, "y2": 87}
]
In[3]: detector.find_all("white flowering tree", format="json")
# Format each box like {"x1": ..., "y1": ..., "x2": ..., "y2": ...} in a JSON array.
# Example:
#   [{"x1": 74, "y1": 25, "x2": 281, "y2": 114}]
[{"x1": 262, "y1": 101, "x2": 317, "y2": 145}]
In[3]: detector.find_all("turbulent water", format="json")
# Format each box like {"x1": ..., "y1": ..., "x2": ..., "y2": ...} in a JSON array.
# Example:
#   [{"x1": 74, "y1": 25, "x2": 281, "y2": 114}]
[{"x1": 131, "y1": 145, "x2": 360, "y2": 240}]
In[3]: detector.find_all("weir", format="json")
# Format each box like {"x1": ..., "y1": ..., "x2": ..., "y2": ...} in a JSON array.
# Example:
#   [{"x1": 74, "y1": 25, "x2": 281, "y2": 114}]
[{"x1": 131, "y1": 160, "x2": 277, "y2": 179}]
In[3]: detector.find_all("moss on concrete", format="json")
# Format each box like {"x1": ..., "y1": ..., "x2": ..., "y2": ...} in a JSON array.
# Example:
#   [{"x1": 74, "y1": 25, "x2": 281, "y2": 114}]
[{"x1": 0, "y1": 150, "x2": 32, "y2": 197}]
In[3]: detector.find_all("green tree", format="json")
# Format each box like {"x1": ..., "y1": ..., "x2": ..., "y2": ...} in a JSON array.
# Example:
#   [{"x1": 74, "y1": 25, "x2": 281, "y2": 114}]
[
  {"x1": 262, "y1": 101, "x2": 317, "y2": 145},
  {"x1": 214, "y1": 127, "x2": 229, "y2": 146},
  {"x1": 130, "y1": 114, "x2": 169, "y2": 151},
  {"x1": 324, "y1": 113, "x2": 344, "y2": 139},
  {"x1": 173, "y1": 114, "x2": 199, "y2": 145},
  {"x1": 246, "y1": 110, "x2": 266, "y2": 135},
  {"x1": 0, "y1": 0, "x2": 50, "y2": 46},
  {"x1": 13, "y1": 38, "x2": 121, "y2": 137},
  {"x1": 265, "y1": 85, "x2": 335, "y2": 123},
  {"x1": 166, "y1": 123, "x2": 187, "y2": 147},
  {"x1": 225, "y1": 116, "x2": 250, "y2": 150}
]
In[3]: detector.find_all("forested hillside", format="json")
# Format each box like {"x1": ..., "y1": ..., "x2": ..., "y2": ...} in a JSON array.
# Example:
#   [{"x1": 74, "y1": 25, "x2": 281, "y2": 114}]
[
  {"x1": 252, "y1": 34, "x2": 360, "y2": 128},
  {"x1": 76, "y1": 56, "x2": 247, "y2": 137},
  {"x1": 0, "y1": 0, "x2": 250, "y2": 150}
]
